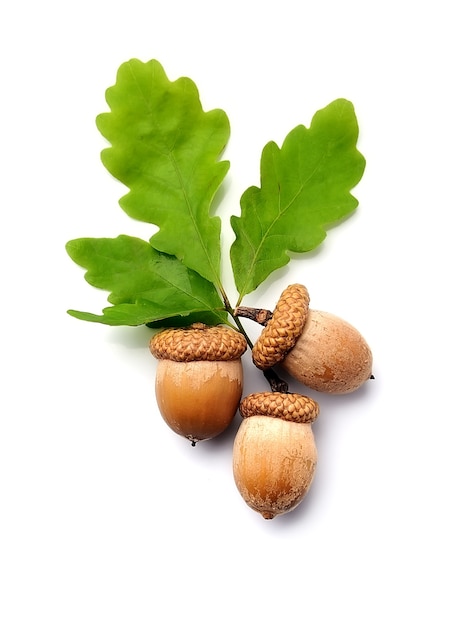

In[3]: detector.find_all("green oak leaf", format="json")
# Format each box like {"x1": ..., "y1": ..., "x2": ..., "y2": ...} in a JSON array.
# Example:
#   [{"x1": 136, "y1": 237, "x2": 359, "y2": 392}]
[
  {"x1": 96, "y1": 58, "x2": 230, "y2": 287},
  {"x1": 66, "y1": 235, "x2": 227, "y2": 326},
  {"x1": 230, "y1": 98, "x2": 366, "y2": 302}
]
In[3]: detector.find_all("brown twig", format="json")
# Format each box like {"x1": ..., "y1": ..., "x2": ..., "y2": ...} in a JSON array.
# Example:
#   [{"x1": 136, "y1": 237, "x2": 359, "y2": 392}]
[
  {"x1": 263, "y1": 368, "x2": 289, "y2": 393},
  {"x1": 234, "y1": 306, "x2": 273, "y2": 326}
]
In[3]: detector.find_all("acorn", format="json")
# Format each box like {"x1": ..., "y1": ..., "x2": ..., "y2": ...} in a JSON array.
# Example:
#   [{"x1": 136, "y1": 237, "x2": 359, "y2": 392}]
[
  {"x1": 250, "y1": 284, "x2": 373, "y2": 394},
  {"x1": 233, "y1": 391, "x2": 319, "y2": 519},
  {"x1": 149, "y1": 323, "x2": 247, "y2": 445}
]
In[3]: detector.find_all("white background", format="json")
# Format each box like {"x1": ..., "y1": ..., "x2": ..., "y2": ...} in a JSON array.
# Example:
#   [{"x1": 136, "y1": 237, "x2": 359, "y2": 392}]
[{"x1": 1, "y1": 1, "x2": 455, "y2": 624}]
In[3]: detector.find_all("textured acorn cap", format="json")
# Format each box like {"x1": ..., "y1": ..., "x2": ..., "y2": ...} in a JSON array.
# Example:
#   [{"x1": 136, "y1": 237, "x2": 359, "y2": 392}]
[
  {"x1": 149, "y1": 323, "x2": 247, "y2": 362},
  {"x1": 239, "y1": 391, "x2": 319, "y2": 424},
  {"x1": 251, "y1": 284, "x2": 310, "y2": 370}
]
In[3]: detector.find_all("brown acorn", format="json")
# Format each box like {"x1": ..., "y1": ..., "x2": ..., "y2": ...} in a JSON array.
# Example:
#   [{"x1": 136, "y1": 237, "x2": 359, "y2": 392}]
[
  {"x1": 233, "y1": 391, "x2": 319, "y2": 519},
  {"x1": 150, "y1": 323, "x2": 247, "y2": 445},
  {"x1": 251, "y1": 284, "x2": 373, "y2": 394}
]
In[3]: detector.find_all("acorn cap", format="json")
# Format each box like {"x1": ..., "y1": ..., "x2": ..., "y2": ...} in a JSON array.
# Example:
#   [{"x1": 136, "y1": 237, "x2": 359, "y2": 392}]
[
  {"x1": 149, "y1": 323, "x2": 248, "y2": 362},
  {"x1": 239, "y1": 391, "x2": 319, "y2": 424},
  {"x1": 251, "y1": 284, "x2": 310, "y2": 370}
]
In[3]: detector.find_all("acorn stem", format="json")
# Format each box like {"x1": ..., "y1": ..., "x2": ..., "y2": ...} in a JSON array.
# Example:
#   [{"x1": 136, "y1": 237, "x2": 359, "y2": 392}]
[
  {"x1": 234, "y1": 306, "x2": 273, "y2": 326},
  {"x1": 226, "y1": 309, "x2": 254, "y2": 349},
  {"x1": 227, "y1": 303, "x2": 288, "y2": 393},
  {"x1": 263, "y1": 369, "x2": 289, "y2": 393}
]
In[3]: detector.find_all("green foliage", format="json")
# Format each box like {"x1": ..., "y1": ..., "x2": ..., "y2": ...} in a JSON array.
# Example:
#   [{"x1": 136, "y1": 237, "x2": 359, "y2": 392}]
[
  {"x1": 96, "y1": 59, "x2": 230, "y2": 286},
  {"x1": 230, "y1": 99, "x2": 366, "y2": 301},
  {"x1": 66, "y1": 236, "x2": 227, "y2": 326},
  {"x1": 66, "y1": 60, "x2": 366, "y2": 328}
]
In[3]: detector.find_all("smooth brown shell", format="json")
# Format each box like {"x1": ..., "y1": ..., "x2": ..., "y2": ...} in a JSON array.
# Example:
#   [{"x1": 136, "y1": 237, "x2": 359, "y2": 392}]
[
  {"x1": 282, "y1": 310, "x2": 373, "y2": 394},
  {"x1": 155, "y1": 359, "x2": 243, "y2": 444},
  {"x1": 233, "y1": 416, "x2": 317, "y2": 519}
]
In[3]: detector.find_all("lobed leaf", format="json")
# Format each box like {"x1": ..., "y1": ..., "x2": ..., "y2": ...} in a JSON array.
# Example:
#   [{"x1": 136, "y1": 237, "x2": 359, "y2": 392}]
[
  {"x1": 66, "y1": 235, "x2": 227, "y2": 326},
  {"x1": 96, "y1": 59, "x2": 230, "y2": 286},
  {"x1": 230, "y1": 98, "x2": 366, "y2": 302}
]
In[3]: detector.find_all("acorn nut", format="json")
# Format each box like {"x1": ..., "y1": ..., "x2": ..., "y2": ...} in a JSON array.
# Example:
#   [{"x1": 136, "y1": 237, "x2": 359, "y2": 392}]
[
  {"x1": 150, "y1": 323, "x2": 247, "y2": 445},
  {"x1": 252, "y1": 284, "x2": 373, "y2": 394},
  {"x1": 233, "y1": 391, "x2": 319, "y2": 519}
]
